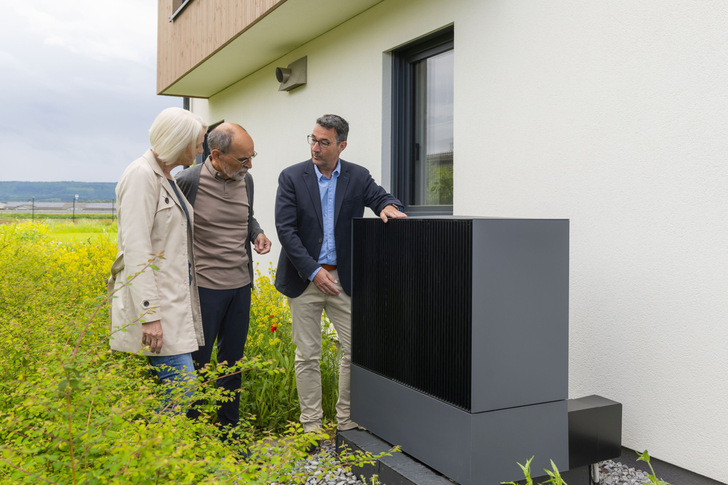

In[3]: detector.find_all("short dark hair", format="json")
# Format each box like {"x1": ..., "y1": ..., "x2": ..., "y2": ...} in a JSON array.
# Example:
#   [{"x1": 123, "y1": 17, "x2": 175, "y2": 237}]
[
  {"x1": 207, "y1": 123, "x2": 246, "y2": 152},
  {"x1": 316, "y1": 114, "x2": 349, "y2": 142}
]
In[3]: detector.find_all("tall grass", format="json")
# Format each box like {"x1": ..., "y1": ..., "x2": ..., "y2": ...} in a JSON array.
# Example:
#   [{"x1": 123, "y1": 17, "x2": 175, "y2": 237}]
[{"x1": 244, "y1": 263, "x2": 340, "y2": 433}]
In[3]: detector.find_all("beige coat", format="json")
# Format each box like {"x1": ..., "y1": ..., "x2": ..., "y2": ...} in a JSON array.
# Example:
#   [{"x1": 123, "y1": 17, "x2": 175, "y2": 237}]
[{"x1": 109, "y1": 150, "x2": 204, "y2": 356}]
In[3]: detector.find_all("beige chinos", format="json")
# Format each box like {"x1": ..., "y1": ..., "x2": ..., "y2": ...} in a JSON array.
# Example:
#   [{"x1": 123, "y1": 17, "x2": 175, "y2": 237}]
[{"x1": 288, "y1": 269, "x2": 356, "y2": 432}]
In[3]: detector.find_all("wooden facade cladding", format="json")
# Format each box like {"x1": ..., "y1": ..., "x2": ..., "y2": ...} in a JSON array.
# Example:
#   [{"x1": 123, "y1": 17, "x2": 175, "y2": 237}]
[{"x1": 157, "y1": 0, "x2": 284, "y2": 95}]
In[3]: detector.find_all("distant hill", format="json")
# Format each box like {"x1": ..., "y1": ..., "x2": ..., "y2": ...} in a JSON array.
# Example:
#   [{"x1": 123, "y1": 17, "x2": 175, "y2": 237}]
[{"x1": 0, "y1": 182, "x2": 116, "y2": 202}]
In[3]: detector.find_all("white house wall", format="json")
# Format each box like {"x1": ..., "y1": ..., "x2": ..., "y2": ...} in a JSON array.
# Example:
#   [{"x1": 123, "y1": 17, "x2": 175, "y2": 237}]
[{"x1": 189, "y1": 0, "x2": 728, "y2": 481}]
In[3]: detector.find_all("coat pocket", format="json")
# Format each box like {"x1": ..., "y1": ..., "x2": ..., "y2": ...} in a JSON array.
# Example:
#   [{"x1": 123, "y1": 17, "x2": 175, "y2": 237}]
[
  {"x1": 152, "y1": 189, "x2": 178, "y2": 237},
  {"x1": 107, "y1": 252, "x2": 125, "y2": 295}
]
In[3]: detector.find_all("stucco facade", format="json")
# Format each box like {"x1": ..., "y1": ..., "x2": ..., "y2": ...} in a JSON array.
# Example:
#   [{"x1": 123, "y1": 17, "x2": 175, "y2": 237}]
[{"x1": 159, "y1": 0, "x2": 728, "y2": 482}]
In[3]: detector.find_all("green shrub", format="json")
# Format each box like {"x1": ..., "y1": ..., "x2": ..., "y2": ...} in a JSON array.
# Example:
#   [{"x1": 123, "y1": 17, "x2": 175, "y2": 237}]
[
  {"x1": 240, "y1": 263, "x2": 340, "y2": 434},
  {"x1": 637, "y1": 450, "x2": 671, "y2": 485},
  {"x1": 0, "y1": 222, "x2": 389, "y2": 484},
  {"x1": 501, "y1": 456, "x2": 567, "y2": 485}
]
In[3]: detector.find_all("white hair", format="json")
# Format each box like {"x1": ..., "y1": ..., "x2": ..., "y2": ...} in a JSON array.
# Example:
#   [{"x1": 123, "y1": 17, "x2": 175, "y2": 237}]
[{"x1": 149, "y1": 107, "x2": 207, "y2": 165}]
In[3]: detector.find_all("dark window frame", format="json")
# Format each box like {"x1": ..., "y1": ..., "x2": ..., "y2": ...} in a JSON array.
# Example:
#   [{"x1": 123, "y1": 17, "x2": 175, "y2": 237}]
[
  {"x1": 170, "y1": 0, "x2": 193, "y2": 22},
  {"x1": 200, "y1": 121, "x2": 223, "y2": 163},
  {"x1": 391, "y1": 27, "x2": 454, "y2": 216}
]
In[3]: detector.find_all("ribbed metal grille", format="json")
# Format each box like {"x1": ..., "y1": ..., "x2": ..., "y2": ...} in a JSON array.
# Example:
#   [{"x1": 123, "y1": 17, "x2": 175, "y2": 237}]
[{"x1": 352, "y1": 218, "x2": 472, "y2": 411}]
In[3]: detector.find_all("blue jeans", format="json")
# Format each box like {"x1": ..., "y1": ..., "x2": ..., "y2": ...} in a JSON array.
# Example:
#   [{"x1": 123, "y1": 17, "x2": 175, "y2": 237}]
[{"x1": 148, "y1": 353, "x2": 196, "y2": 414}]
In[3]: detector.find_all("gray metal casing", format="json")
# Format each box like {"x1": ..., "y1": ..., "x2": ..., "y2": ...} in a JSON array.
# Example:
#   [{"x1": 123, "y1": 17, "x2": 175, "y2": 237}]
[{"x1": 351, "y1": 218, "x2": 570, "y2": 485}]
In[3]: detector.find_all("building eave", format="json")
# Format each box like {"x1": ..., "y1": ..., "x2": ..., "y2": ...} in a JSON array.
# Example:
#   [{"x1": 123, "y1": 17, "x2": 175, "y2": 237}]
[{"x1": 159, "y1": 0, "x2": 383, "y2": 98}]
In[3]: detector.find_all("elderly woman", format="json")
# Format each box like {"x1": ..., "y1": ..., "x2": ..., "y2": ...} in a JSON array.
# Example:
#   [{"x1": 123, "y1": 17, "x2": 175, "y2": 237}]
[{"x1": 109, "y1": 107, "x2": 207, "y2": 409}]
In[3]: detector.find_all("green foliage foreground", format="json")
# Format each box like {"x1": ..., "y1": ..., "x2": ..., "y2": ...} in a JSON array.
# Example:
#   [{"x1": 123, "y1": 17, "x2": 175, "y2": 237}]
[
  {"x1": 500, "y1": 452, "x2": 672, "y2": 485},
  {"x1": 0, "y1": 222, "x2": 391, "y2": 484}
]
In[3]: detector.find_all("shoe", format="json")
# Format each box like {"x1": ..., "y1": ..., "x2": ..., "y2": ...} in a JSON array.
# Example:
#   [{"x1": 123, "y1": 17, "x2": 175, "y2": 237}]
[
  {"x1": 217, "y1": 426, "x2": 252, "y2": 460},
  {"x1": 337, "y1": 423, "x2": 364, "y2": 432},
  {"x1": 219, "y1": 426, "x2": 243, "y2": 444},
  {"x1": 238, "y1": 447, "x2": 252, "y2": 461},
  {"x1": 305, "y1": 441, "x2": 320, "y2": 455},
  {"x1": 301, "y1": 425, "x2": 323, "y2": 454}
]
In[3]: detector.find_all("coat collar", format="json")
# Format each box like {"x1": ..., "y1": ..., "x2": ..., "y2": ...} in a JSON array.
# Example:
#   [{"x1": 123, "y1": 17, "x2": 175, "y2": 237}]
[
  {"x1": 334, "y1": 160, "x2": 350, "y2": 223},
  {"x1": 302, "y1": 159, "x2": 351, "y2": 228},
  {"x1": 142, "y1": 149, "x2": 166, "y2": 179},
  {"x1": 303, "y1": 160, "x2": 323, "y2": 229},
  {"x1": 141, "y1": 149, "x2": 183, "y2": 209}
]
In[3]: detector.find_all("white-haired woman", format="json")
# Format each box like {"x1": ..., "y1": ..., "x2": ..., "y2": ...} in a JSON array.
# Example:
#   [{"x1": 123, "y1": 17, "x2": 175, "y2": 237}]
[{"x1": 109, "y1": 107, "x2": 207, "y2": 411}]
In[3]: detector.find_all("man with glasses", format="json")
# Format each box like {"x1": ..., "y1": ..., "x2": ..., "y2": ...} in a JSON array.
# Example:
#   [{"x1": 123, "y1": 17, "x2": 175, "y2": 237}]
[
  {"x1": 275, "y1": 114, "x2": 406, "y2": 447},
  {"x1": 176, "y1": 122, "x2": 271, "y2": 436}
]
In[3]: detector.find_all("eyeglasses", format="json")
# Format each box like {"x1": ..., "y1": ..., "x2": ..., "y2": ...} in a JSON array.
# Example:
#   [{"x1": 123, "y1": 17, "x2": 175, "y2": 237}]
[
  {"x1": 221, "y1": 151, "x2": 257, "y2": 165},
  {"x1": 307, "y1": 135, "x2": 333, "y2": 149}
]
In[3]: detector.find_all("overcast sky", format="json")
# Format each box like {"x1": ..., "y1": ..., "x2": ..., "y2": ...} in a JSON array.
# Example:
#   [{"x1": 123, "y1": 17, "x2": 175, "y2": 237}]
[{"x1": 0, "y1": 0, "x2": 181, "y2": 183}]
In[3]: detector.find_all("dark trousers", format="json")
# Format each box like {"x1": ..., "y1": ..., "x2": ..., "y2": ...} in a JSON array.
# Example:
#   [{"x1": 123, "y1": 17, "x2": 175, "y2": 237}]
[{"x1": 191, "y1": 285, "x2": 251, "y2": 428}]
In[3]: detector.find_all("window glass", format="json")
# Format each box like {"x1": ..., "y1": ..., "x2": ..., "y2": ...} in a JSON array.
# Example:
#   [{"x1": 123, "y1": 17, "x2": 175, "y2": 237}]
[
  {"x1": 170, "y1": 0, "x2": 193, "y2": 21},
  {"x1": 413, "y1": 49, "x2": 453, "y2": 206},
  {"x1": 392, "y1": 28, "x2": 454, "y2": 214}
]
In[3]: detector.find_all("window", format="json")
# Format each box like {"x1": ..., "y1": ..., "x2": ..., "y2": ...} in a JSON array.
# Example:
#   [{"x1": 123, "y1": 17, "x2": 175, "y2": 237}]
[
  {"x1": 392, "y1": 27, "x2": 454, "y2": 215},
  {"x1": 200, "y1": 121, "x2": 223, "y2": 163},
  {"x1": 170, "y1": 0, "x2": 193, "y2": 22}
]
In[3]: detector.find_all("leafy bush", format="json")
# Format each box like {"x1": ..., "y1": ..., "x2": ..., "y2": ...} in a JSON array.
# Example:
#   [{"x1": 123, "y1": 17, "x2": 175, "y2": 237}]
[
  {"x1": 637, "y1": 450, "x2": 671, "y2": 485},
  {"x1": 501, "y1": 456, "x2": 567, "y2": 485},
  {"x1": 242, "y1": 263, "x2": 340, "y2": 433},
  {"x1": 0, "y1": 222, "x2": 387, "y2": 484}
]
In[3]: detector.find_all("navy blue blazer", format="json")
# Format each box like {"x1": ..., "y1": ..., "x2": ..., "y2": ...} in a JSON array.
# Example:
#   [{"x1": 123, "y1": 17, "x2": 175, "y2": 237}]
[{"x1": 274, "y1": 159, "x2": 402, "y2": 297}]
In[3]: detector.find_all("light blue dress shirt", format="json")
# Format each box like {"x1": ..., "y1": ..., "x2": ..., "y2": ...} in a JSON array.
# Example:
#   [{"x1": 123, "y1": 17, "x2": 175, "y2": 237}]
[{"x1": 309, "y1": 160, "x2": 341, "y2": 281}]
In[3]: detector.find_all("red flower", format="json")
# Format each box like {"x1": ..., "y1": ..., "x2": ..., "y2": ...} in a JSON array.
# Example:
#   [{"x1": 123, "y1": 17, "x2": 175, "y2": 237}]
[{"x1": 270, "y1": 323, "x2": 278, "y2": 333}]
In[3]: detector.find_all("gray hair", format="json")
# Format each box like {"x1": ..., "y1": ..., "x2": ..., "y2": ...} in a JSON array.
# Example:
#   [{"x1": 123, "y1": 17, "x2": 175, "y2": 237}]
[
  {"x1": 316, "y1": 114, "x2": 349, "y2": 142},
  {"x1": 207, "y1": 123, "x2": 247, "y2": 153},
  {"x1": 149, "y1": 107, "x2": 207, "y2": 165}
]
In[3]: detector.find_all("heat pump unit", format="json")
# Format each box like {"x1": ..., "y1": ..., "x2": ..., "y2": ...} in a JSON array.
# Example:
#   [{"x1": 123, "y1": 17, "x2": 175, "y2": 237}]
[{"x1": 351, "y1": 217, "x2": 569, "y2": 485}]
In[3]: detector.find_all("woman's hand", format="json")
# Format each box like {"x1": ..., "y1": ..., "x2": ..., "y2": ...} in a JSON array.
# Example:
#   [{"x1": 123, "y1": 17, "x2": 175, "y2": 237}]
[{"x1": 142, "y1": 320, "x2": 163, "y2": 354}]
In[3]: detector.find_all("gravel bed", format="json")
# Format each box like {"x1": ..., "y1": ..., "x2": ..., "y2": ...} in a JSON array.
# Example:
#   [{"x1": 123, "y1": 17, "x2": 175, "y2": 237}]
[
  {"x1": 298, "y1": 441, "x2": 655, "y2": 485},
  {"x1": 597, "y1": 460, "x2": 652, "y2": 485},
  {"x1": 298, "y1": 440, "x2": 365, "y2": 485}
]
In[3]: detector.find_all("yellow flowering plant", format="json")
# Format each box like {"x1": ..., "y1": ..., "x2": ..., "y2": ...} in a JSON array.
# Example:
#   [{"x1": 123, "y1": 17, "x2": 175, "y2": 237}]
[
  {"x1": 240, "y1": 262, "x2": 340, "y2": 433},
  {"x1": 0, "y1": 222, "x2": 387, "y2": 484}
]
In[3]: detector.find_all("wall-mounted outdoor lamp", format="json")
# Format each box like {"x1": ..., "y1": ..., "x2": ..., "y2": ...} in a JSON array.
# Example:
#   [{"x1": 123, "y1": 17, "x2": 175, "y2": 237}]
[{"x1": 275, "y1": 56, "x2": 307, "y2": 92}]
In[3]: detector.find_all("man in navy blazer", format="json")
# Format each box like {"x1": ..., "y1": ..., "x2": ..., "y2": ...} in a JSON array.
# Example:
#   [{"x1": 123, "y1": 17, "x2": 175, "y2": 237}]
[{"x1": 275, "y1": 114, "x2": 406, "y2": 440}]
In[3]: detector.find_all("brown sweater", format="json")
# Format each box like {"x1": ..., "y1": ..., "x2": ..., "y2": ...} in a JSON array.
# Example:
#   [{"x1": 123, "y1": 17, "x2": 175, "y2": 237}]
[{"x1": 192, "y1": 159, "x2": 251, "y2": 289}]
